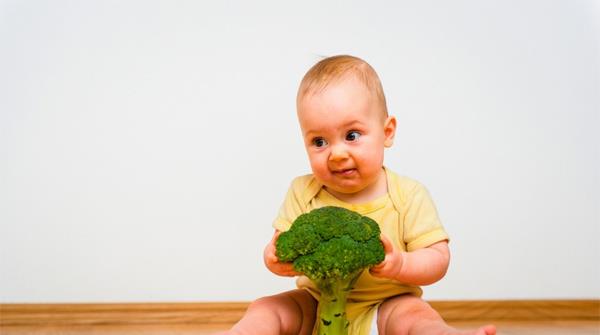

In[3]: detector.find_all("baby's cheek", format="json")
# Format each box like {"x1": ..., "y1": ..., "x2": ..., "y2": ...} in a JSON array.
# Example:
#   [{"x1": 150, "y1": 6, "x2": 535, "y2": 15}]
[{"x1": 310, "y1": 160, "x2": 330, "y2": 179}]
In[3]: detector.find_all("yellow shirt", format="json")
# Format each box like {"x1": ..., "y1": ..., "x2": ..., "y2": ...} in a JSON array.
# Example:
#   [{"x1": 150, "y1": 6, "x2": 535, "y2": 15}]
[{"x1": 273, "y1": 167, "x2": 449, "y2": 335}]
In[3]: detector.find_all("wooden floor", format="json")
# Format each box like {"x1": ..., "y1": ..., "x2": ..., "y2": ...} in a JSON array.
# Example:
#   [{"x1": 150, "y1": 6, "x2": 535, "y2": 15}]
[
  {"x1": 2, "y1": 321, "x2": 599, "y2": 335},
  {"x1": 2, "y1": 301, "x2": 598, "y2": 334},
  {"x1": 452, "y1": 320, "x2": 600, "y2": 335}
]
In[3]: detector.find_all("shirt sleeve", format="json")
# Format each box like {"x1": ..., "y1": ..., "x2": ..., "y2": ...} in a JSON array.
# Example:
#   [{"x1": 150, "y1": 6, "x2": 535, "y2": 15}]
[
  {"x1": 272, "y1": 176, "x2": 311, "y2": 232},
  {"x1": 401, "y1": 181, "x2": 449, "y2": 252}
]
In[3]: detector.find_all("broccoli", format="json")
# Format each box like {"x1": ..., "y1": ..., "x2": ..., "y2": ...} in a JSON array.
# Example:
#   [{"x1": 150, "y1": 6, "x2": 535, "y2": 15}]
[{"x1": 276, "y1": 206, "x2": 385, "y2": 335}]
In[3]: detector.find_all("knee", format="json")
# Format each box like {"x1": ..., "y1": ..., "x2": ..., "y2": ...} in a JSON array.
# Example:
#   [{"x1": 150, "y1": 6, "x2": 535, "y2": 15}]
[
  {"x1": 245, "y1": 291, "x2": 316, "y2": 335},
  {"x1": 247, "y1": 295, "x2": 280, "y2": 312},
  {"x1": 382, "y1": 295, "x2": 436, "y2": 317},
  {"x1": 378, "y1": 295, "x2": 441, "y2": 334},
  {"x1": 247, "y1": 291, "x2": 311, "y2": 319},
  {"x1": 231, "y1": 296, "x2": 285, "y2": 335}
]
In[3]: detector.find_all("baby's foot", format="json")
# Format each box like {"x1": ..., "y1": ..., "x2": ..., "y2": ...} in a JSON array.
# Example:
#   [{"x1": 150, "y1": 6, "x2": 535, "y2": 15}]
[
  {"x1": 412, "y1": 321, "x2": 496, "y2": 335},
  {"x1": 476, "y1": 324, "x2": 497, "y2": 335},
  {"x1": 212, "y1": 329, "x2": 246, "y2": 335},
  {"x1": 449, "y1": 324, "x2": 497, "y2": 335}
]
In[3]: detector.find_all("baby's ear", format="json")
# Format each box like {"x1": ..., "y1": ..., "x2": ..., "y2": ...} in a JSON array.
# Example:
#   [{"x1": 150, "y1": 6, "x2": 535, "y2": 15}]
[{"x1": 383, "y1": 116, "x2": 397, "y2": 147}]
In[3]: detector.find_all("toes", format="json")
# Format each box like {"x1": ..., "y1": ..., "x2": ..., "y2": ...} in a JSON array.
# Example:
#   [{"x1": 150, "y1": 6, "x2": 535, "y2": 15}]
[{"x1": 482, "y1": 324, "x2": 497, "y2": 335}]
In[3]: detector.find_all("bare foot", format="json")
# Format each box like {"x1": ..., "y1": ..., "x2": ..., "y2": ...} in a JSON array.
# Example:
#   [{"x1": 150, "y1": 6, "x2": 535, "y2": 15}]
[
  {"x1": 409, "y1": 320, "x2": 496, "y2": 335},
  {"x1": 211, "y1": 330, "x2": 240, "y2": 335},
  {"x1": 212, "y1": 327, "x2": 251, "y2": 335},
  {"x1": 477, "y1": 324, "x2": 497, "y2": 335},
  {"x1": 446, "y1": 324, "x2": 497, "y2": 335}
]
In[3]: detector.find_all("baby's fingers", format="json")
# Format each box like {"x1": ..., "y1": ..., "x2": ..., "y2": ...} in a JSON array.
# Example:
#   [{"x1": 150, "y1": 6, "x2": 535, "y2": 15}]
[
  {"x1": 369, "y1": 262, "x2": 387, "y2": 278},
  {"x1": 265, "y1": 250, "x2": 278, "y2": 264},
  {"x1": 270, "y1": 230, "x2": 282, "y2": 245},
  {"x1": 370, "y1": 258, "x2": 387, "y2": 273},
  {"x1": 278, "y1": 262, "x2": 302, "y2": 277},
  {"x1": 379, "y1": 234, "x2": 395, "y2": 254}
]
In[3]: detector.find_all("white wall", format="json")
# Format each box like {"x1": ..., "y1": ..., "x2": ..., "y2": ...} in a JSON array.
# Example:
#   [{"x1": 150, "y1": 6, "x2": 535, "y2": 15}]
[{"x1": 1, "y1": 0, "x2": 598, "y2": 303}]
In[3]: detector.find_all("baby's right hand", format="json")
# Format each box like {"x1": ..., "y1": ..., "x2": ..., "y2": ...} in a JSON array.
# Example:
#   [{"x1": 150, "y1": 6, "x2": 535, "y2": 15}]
[{"x1": 264, "y1": 230, "x2": 302, "y2": 277}]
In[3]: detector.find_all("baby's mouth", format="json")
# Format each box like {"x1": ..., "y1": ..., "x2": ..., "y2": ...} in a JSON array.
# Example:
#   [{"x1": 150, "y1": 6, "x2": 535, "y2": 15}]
[{"x1": 332, "y1": 168, "x2": 357, "y2": 177}]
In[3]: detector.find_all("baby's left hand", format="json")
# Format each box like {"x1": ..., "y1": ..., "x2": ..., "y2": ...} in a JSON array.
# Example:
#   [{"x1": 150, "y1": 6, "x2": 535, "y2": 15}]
[{"x1": 369, "y1": 234, "x2": 405, "y2": 280}]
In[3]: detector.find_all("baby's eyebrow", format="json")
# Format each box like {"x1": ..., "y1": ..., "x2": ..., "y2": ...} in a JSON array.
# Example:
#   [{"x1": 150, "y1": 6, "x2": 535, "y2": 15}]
[
  {"x1": 342, "y1": 120, "x2": 365, "y2": 128},
  {"x1": 303, "y1": 129, "x2": 321, "y2": 140},
  {"x1": 304, "y1": 120, "x2": 366, "y2": 137}
]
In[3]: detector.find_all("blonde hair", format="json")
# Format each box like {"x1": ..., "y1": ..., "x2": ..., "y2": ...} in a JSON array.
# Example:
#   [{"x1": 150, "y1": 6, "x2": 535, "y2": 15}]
[{"x1": 297, "y1": 55, "x2": 388, "y2": 116}]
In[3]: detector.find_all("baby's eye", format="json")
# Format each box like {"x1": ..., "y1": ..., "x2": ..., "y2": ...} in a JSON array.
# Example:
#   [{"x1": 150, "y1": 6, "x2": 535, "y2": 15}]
[
  {"x1": 346, "y1": 131, "x2": 361, "y2": 142},
  {"x1": 313, "y1": 137, "x2": 328, "y2": 148}
]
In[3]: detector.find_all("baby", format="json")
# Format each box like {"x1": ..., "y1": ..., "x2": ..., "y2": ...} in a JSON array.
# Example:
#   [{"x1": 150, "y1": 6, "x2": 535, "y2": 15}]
[{"x1": 217, "y1": 55, "x2": 496, "y2": 335}]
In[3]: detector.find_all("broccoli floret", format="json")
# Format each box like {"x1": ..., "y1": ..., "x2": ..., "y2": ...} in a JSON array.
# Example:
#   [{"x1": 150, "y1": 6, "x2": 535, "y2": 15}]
[{"x1": 276, "y1": 206, "x2": 385, "y2": 335}]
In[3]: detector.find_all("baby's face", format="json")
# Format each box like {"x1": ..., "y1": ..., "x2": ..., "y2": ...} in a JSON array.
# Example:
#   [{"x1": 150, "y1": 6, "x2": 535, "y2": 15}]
[{"x1": 297, "y1": 76, "x2": 395, "y2": 200}]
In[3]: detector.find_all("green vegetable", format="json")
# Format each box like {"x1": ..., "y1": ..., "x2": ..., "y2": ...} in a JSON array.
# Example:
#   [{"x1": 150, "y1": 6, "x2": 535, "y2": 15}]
[{"x1": 276, "y1": 206, "x2": 385, "y2": 335}]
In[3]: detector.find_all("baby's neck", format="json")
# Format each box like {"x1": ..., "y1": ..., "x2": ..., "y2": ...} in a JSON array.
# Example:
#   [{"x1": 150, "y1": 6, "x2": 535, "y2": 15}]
[{"x1": 326, "y1": 169, "x2": 388, "y2": 205}]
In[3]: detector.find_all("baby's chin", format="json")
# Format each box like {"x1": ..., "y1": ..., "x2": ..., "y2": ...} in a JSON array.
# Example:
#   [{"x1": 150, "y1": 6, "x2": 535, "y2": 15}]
[{"x1": 322, "y1": 183, "x2": 366, "y2": 197}]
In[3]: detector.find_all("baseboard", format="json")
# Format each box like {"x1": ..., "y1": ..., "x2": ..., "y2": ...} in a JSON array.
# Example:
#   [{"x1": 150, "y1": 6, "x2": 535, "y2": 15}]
[
  {"x1": 1, "y1": 300, "x2": 598, "y2": 326},
  {"x1": 428, "y1": 300, "x2": 599, "y2": 322},
  {"x1": 0, "y1": 302, "x2": 249, "y2": 327}
]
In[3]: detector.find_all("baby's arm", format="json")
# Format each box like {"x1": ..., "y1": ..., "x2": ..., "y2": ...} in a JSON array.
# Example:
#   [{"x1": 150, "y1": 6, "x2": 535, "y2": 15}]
[
  {"x1": 263, "y1": 230, "x2": 302, "y2": 277},
  {"x1": 369, "y1": 235, "x2": 450, "y2": 286}
]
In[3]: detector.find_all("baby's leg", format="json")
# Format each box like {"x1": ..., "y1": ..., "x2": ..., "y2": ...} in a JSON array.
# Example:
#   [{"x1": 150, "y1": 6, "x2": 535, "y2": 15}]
[
  {"x1": 377, "y1": 294, "x2": 496, "y2": 335},
  {"x1": 214, "y1": 289, "x2": 317, "y2": 335}
]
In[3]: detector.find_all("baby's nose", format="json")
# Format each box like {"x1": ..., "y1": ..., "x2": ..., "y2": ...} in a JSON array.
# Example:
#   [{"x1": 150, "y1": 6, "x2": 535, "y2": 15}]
[{"x1": 329, "y1": 144, "x2": 350, "y2": 161}]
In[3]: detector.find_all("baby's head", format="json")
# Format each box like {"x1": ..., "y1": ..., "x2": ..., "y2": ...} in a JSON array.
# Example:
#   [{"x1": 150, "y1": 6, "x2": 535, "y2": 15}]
[
  {"x1": 296, "y1": 55, "x2": 396, "y2": 201},
  {"x1": 297, "y1": 55, "x2": 388, "y2": 121}
]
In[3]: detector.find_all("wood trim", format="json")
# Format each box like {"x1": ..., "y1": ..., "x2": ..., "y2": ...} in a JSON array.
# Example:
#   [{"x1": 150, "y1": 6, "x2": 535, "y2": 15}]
[
  {"x1": 0, "y1": 303, "x2": 249, "y2": 326},
  {"x1": 429, "y1": 300, "x2": 600, "y2": 322},
  {"x1": 1, "y1": 300, "x2": 598, "y2": 326}
]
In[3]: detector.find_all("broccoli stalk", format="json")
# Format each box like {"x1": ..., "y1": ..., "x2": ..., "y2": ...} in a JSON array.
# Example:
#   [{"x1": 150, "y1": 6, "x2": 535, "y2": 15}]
[
  {"x1": 275, "y1": 206, "x2": 385, "y2": 335},
  {"x1": 313, "y1": 270, "x2": 360, "y2": 334}
]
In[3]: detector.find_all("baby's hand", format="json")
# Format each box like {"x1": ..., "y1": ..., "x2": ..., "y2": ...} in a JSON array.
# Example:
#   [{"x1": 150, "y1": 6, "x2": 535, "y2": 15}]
[
  {"x1": 263, "y1": 230, "x2": 302, "y2": 277},
  {"x1": 369, "y1": 234, "x2": 405, "y2": 280}
]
